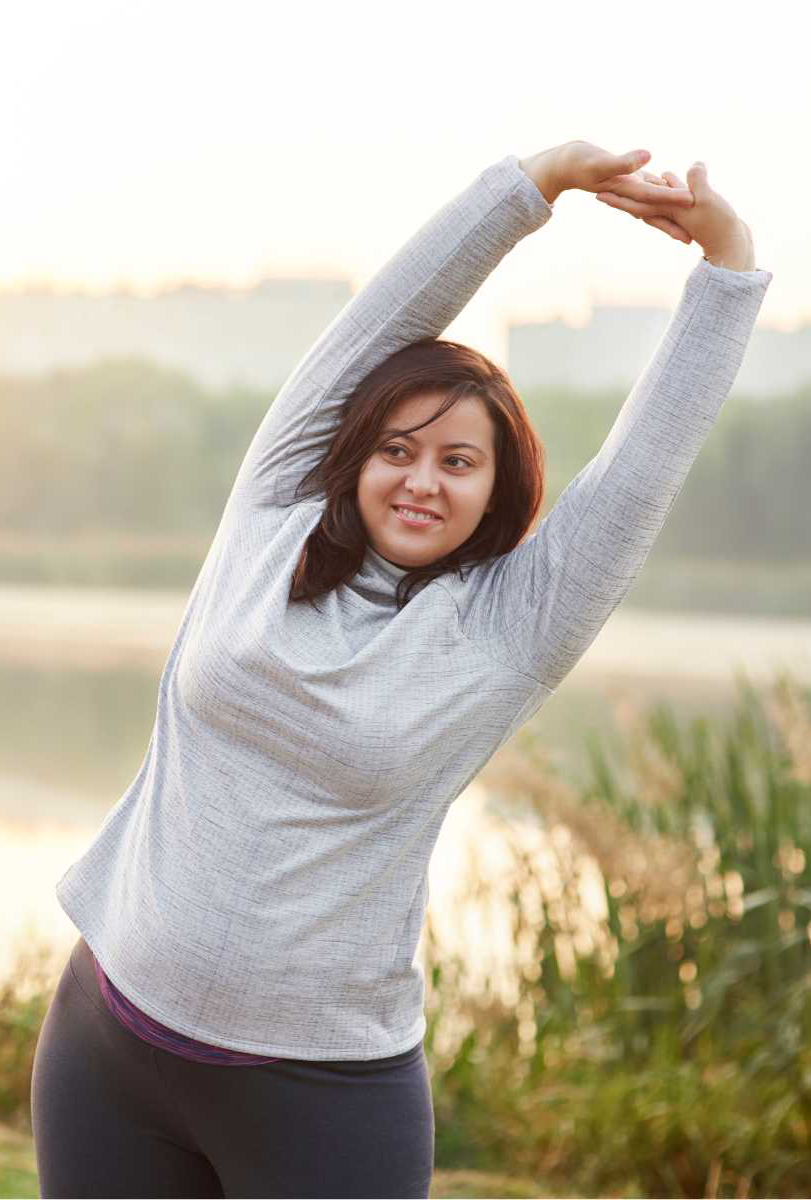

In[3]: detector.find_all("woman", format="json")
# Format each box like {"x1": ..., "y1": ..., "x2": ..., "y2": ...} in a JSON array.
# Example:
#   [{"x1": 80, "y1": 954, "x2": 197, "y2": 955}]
[{"x1": 31, "y1": 139, "x2": 771, "y2": 1198}]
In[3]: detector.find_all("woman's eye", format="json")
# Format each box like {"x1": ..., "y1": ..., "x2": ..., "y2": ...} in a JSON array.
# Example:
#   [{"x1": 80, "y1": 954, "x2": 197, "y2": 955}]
[{"x1": 382, "y1": 446, "x2": 471, "y2": 468}]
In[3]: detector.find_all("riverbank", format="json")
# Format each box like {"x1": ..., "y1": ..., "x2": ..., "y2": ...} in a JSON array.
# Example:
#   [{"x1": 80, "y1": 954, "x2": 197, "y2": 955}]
[
  {"x1": 0, "y1": 537, "x2": 809, "y2": 619},
  {"x1": 1, "y1": 580, "x2": 809, "y2": 677}
]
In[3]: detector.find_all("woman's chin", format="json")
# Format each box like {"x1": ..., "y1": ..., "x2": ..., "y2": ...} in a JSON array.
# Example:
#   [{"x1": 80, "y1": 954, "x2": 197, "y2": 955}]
[{"x1": 374, "y1": 538, "x2": 438, "y2": 569}]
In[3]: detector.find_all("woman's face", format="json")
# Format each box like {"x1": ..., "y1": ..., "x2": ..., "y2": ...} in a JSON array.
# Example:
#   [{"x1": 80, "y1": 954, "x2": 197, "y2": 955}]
[{"x1": 357, "y1": 392, "x2": 497, "y2": 569}]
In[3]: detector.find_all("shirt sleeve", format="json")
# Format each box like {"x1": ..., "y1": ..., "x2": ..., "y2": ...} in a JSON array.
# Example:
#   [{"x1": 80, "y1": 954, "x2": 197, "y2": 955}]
[
  {"x1": 226, "y1": 155, "x2": 553, "y2": 511},
  {"x1": 455, "y1": 255, "x2": 773, "y2": 691}
]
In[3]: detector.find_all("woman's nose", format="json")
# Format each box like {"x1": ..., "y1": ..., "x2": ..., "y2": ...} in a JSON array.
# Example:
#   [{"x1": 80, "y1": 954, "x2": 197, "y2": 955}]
[{"x1": 406, "y1": 471, "x2": 440, "y2": 495}]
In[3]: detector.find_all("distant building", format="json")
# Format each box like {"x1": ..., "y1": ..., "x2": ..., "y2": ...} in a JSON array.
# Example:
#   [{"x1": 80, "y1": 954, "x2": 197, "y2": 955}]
[
  {"x1": 0, "y1": 277, "x2": 354, "y2": 391},
  {"x1": 1, "y1": 282, "x2": 806, "y2": 399},
  {"x1": 508, "y1": 304, "x2": 811, "y2": 397}
]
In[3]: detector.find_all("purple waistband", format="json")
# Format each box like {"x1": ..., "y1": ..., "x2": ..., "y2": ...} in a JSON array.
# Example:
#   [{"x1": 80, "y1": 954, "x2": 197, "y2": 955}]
[{"x1": 90, "y1": 950, "x2": 280, "y2": 1066}]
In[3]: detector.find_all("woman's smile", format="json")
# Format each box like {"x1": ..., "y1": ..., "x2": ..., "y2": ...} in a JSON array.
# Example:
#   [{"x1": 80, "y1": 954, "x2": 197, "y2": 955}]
[{"x1": 391, "y1": 505, "x2": 444, "y2": 528}]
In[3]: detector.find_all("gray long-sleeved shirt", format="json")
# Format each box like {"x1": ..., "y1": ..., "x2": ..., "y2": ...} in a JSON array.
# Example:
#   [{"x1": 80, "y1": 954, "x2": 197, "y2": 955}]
[{"x1": 56, "y1": 154, "x2": 772, "y2": 1059}]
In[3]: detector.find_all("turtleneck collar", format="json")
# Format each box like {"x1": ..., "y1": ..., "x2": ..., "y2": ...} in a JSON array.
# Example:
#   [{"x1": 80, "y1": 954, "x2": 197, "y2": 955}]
[
  {"x1": 346, "y1": 544, "x2": 418, "y2": 606},
  {"x1": 351, "y1": 543, "x2": 463, "y2": 604},
  {"x1": 364, "y1": 545, "x2": 411, "y2": 580}
]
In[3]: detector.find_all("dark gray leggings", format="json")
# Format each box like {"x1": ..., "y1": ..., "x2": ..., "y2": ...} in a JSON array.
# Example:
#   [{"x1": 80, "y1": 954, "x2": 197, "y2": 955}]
[{"x1": 31, "y1": 937, "x2": 435, "y2": 1198}]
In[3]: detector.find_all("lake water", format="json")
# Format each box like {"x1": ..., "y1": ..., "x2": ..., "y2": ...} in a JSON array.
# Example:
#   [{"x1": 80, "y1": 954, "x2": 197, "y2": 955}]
[{"x1": 3, "y1": 582, "x2": 810, "y2": 995}]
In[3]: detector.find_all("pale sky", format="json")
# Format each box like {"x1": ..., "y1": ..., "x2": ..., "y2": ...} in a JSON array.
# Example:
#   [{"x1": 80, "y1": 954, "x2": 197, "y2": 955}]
[{"x1": 0, "y1": 0, "x2": 803, "y2": 365}]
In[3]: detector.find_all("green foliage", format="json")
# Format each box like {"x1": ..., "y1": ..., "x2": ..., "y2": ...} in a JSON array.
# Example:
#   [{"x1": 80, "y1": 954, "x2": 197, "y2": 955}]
[
  {"x1": 1, "y1": 362, "x2": 809, "y2": 565},
  {"x1": 525, "y1": 381, "x2": 811, "y2": 562},
  {"x1": 0, "y1": 359, "x2": 267, "y2": 536}
]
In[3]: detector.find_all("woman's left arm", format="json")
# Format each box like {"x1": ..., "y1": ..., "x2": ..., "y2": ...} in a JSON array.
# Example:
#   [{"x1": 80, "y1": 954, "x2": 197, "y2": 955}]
[
  {"x1": 457, "y1": 252, "x2": 773, "y2": 692},
  {"x1": 228, "y1": 153, "x2": 554, "y2": 512}
]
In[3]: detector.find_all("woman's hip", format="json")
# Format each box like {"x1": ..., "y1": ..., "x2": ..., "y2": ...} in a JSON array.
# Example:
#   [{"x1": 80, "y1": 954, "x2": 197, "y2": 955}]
[{"x1": 31, "y1": 935, "x2": 434, "y2": 1197}]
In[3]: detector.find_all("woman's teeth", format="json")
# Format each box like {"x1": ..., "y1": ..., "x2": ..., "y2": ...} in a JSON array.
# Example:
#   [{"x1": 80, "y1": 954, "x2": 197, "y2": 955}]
[{"x1": 394, "y1": 506, "x2": 440, "y2": 523}]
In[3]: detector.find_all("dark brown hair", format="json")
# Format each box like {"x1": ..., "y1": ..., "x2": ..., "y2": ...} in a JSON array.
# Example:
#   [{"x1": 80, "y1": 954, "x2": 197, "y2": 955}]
[{"x1": 289, "y1": 337, "x2": 547, "y2": 611}]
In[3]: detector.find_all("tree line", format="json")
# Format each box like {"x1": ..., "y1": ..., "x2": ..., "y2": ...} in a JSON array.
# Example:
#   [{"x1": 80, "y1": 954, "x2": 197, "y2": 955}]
[{"x1": 1, "y1": 358, "x2": 808, "y2": 562}]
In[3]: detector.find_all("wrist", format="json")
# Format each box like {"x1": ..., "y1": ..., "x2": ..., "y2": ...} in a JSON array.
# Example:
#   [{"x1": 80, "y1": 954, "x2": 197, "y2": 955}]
[
  {"x1": 702, "y1": 221, "x2": 756, "y2": 272},
  {"x1": 518, "y1": 148, "x2": 564, "y2": 206},
  {"x1": 703, "y1": 251, "x2": 756, "y2": 272}
]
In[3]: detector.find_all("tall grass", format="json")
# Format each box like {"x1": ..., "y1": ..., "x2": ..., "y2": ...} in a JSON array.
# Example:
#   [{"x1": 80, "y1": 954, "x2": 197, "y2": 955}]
[
  {"x1": 423, "y1": 670, "x2": 811, "y2": 1198},
  {"x1": 0, "y1": 937, "x2": 56, "y2": 1133}
]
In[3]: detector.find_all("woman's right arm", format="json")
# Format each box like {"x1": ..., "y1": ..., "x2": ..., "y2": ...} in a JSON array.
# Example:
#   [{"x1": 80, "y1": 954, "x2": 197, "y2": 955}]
[
  {"x1": 226, "y1": 154, "x2": 553, "y2": 513},
  {"x1": 455, "y1": 252, "x2": 772, "y2": 693}
]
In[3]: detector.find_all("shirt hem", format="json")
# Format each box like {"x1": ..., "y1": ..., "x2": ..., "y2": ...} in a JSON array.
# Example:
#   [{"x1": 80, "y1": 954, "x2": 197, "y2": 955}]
[{"x1": 56, "y1": 881, "x2": 427, "y2": 1062}]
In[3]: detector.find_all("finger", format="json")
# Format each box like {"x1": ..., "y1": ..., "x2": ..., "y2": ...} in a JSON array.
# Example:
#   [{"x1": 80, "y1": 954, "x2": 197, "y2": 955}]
[
  {"x1": 599, "y1": 173, "x2": 695, "y2": 206},
  {"x1": 638, "y1": 178, "x2": 694, "y2": 205},
  {"x1": 595, "y1": 192, "x2": 693, "y2": 242},
  {"x1": 595, "y1": 192, "x2": 670, "y2": 218},
  {"x1": 619, "y1": 148, "x2": 651, "y2": 172},
  {"x1": 662, "y1": 169, "x2": 689, "y2": 191},
  {"x1": 659, "y1": 170, "x2": 695, "y2": 206},
  {"x1": 643, "y1": 216, "x2": 692, "y2": 244},
  {"x1": 639, "y1": 171, "x2": 695, "y2": 204},
  {"x1": 686, "y1": 161, "x2": 710, "y2": 198}
]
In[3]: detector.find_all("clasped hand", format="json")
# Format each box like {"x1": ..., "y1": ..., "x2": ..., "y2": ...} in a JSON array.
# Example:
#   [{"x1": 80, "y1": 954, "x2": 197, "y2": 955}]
[{"x1": 529, "y1": 140, "x2": 751, "y2": 259}]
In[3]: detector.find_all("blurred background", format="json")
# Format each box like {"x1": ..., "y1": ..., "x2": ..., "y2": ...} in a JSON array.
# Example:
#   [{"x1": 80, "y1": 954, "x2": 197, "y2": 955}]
[{"x1": 1, "y1": 1, "x2": 809, "y2": 1196}]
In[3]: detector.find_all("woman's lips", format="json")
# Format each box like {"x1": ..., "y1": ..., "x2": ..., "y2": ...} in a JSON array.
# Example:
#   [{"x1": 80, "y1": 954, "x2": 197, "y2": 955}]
[{"x1": 391, "y1": 506, "x2": 443, "y2": 528}]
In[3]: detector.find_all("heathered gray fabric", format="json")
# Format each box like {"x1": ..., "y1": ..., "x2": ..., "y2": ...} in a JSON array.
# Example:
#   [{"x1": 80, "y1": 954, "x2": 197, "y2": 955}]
[{"x1": 55, "y1": 154, "x2": 772, "y2": 1059}]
